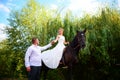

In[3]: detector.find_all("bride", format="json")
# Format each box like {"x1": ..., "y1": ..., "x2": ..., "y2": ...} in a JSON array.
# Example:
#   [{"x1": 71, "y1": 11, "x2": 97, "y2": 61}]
[{"x1": 41, "y1": 28, "x2": 69, "y2": 69}]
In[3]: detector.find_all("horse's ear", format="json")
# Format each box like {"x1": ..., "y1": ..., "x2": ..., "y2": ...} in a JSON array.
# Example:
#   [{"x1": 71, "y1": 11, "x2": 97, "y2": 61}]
[{"x1": 83, "y1": 28, "x2": 86, "y2": 33}]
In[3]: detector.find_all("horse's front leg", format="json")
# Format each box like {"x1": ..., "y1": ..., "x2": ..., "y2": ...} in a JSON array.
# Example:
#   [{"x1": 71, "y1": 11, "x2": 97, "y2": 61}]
[
  {"x1": 42, "y1": 66, "x2": 49, "y2": 80},
  {"x1": 68, "y1": 65, "x2": 73, "y2": 80}
]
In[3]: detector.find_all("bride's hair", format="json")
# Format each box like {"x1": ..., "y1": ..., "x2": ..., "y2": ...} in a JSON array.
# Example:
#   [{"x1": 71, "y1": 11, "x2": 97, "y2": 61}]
[{"x1": 59, "y1": 28, "x2": 64, "y2": 31}]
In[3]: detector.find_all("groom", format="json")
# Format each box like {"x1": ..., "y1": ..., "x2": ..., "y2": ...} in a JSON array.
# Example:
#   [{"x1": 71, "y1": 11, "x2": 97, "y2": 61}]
[{"x1": 25, "y1": 37, "x2": 54, "y2": 80}]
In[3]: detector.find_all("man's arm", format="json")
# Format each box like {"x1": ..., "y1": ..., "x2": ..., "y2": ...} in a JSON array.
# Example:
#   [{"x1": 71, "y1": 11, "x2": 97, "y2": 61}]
[
  {"x1": 25, "y1": 47, "x2": 32, "y2": 71},
  {"x1": 40, "y1": 43, "x2": 52, "y2": 51}
]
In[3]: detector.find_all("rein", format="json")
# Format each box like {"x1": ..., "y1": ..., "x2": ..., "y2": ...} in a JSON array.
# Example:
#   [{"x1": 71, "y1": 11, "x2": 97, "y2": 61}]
[{"x1": 73, "y1": 44, "x2": 80, "y2": 50}]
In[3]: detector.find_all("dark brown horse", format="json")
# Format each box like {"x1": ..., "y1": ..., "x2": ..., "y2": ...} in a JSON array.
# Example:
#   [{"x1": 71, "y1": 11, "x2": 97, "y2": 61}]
[{"x1": 42, "y1": 29, "x2": 86, "y2": 80}]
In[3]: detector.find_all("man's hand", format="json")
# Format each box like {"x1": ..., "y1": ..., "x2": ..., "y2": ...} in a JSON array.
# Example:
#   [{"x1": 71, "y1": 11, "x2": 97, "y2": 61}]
[
  {"x1": 26, "y1": 66, "x2": 31, "y2": 72},
  {"x1": 51, "y1": 41, "x2": 55, "y2": 45}
]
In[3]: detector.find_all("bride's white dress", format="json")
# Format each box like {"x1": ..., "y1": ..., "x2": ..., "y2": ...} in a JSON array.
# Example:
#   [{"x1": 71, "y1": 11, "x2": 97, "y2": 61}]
[{"x1": 41, "y1": 35, "x2": 65, "y2": 69}]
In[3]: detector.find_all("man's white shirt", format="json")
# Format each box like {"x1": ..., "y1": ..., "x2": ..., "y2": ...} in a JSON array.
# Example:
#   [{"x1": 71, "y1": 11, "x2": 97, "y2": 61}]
[{"x1": 25, "y1": 43, "x2": 52, "y2": 67}]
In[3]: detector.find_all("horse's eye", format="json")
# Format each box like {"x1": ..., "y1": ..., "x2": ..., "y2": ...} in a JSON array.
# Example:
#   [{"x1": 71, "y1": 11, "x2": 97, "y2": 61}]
[{"x1": 81, "y1": 34, "x2": 84, "y2": 36}]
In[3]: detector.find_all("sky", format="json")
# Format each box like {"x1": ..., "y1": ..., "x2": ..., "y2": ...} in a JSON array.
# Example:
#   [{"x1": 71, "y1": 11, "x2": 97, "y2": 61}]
[{"x1": 0, "y1": 0, "x2": 120, "y2": 41}]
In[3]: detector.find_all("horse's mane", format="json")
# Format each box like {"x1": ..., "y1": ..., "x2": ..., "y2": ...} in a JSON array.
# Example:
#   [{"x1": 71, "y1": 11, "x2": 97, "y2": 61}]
[
  {"x1": 68, "y1": 35, "x2": 81, "y2": 55},
  {"x1": 70, "y1": 35, "x2": 78, "y2": 48}
]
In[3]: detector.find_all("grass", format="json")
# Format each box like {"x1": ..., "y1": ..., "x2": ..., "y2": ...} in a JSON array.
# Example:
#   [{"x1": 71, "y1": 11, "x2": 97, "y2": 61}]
[{"x1": 0, "y1": 78, "x2": 27, "y2": 80}]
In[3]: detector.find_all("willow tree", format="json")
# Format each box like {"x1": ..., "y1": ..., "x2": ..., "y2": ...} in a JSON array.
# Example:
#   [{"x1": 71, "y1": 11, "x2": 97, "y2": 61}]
[
  {"x1": 75, "y1": 8, "x2": 120, "y2": 80},
  {"x1": 5, "y1": 0, "x2": 55, "y2": 78}
]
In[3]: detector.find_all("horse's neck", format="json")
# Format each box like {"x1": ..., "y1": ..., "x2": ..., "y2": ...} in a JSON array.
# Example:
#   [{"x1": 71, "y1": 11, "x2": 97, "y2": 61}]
[{"x1": 70, "y1": 36, "x2": 81, "y2": 54}]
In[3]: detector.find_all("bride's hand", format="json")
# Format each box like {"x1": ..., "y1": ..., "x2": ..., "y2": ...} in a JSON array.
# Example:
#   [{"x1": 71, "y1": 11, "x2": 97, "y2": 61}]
[
  {"x1": 64, "y1": 41, "x2": 69, "y2": 45},
  {"x1": 66, "y1": 41, "x2": 69, "y2": 44}
]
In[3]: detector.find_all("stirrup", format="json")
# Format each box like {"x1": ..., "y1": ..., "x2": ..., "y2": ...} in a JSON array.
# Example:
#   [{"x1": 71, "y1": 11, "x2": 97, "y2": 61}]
[{"x1": 62, "y1": 66, "x2": 68, "y2": 69}]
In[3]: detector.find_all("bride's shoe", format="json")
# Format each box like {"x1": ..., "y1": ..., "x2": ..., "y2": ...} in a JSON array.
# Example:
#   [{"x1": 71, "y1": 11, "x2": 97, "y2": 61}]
[
  {"x1": 59, "y1": 62, "x2": 63, "y2": 64},
  {"x1": 59, "y1": 62, "x2": 68, "y2": 68}
]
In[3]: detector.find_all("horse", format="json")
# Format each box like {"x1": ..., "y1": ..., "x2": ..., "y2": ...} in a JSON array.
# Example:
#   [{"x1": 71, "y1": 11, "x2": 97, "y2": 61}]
[{"x1": 42, "y1": 29, "x2": 86, "y2": 80}]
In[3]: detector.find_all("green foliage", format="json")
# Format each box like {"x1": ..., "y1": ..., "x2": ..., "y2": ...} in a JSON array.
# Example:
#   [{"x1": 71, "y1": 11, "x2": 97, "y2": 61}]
[
  {"x1": 0, "y1": 0, "x2": 120, "y2": 80},
  {"x1": 77, "y1": 8, "x2": 120, "y2": 80}
]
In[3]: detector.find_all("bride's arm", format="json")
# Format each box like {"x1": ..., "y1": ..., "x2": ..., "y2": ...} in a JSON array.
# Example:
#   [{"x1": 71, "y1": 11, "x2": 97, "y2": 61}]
[
  {"x1": 53, "y1": 35, "x2": 59, "y2": 43},
  {"x1": 64, "y1": 37, "x2": 69, "y2": 45},
  {"x1": 64, "y1": 41, "x2": 69, "y2": 45}
]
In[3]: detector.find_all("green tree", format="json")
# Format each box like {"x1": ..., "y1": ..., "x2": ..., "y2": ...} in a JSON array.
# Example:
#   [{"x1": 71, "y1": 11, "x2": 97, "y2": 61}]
[{"x1": 1, "y1": 0, "x2": 120, "y2": 79}]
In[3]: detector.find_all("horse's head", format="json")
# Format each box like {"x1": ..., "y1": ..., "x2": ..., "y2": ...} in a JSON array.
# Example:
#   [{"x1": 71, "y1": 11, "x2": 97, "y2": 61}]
[{"x1": 76, "y1": 29, "x2": 86, "y2": 49}]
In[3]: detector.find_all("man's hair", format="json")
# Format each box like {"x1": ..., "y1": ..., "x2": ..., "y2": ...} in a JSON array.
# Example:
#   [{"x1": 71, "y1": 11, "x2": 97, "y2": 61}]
[{"x1": 32, "y1": 37, "x2": 37, "y2": 44}]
